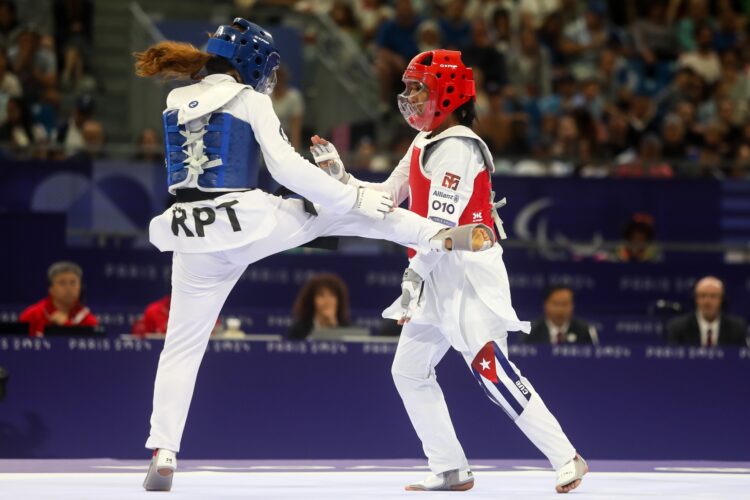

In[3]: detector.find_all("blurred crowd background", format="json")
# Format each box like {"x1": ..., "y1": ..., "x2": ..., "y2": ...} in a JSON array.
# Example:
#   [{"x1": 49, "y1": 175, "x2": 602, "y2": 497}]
[{"x1": 6, "y1": 0, "x2": 750, "y2": 178}]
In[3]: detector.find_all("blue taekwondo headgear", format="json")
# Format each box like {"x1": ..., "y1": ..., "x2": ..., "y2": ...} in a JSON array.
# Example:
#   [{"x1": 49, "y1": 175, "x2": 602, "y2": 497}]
[{"x1": 205, "y1": 18, "x2": 281, "y2": 94}]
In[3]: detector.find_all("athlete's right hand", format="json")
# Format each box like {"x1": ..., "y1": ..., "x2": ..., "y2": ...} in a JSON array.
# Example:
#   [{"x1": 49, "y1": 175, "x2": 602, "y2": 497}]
[
  {"x1": 310, "y1": 135, "x2": 350, "y2": 183},
  {"x1": 398, "y1": 268, "x2": 424, "y2": 325},
  {"x1": 353, "y1": 186, "x2": 393, "y2": 220}
]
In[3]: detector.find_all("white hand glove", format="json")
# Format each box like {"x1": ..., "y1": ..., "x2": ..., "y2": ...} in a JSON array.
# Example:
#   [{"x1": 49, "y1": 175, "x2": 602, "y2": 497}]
[
  {"x1": 353, "y1": 186, "x2": 393, "y2": 220},
  {"x1": 310, "y1": 140, "x2": 350, "y2": 183},
  {"x1": 398, "y1": 268, "x2": 423, "y2": 324}
]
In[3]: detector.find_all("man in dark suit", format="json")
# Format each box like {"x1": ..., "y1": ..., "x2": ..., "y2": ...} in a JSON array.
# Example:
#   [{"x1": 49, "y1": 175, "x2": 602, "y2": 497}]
[
  {"x1": 524, "y1": 285, "x2": 597, "y2": 344},
  {"x1": 667, "y1": 276, "x2": 748, "y2": 347}
]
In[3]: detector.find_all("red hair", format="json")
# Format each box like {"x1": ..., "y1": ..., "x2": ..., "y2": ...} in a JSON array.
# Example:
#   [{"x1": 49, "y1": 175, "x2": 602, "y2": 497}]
[{"x1": 133, "y1": 41, "x2": 211, "y2": 80}]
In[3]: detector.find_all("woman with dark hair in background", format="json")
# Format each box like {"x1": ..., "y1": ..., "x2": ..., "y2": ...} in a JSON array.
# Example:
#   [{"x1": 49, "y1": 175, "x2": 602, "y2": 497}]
[{"x1": 289, "y1": 273, "x2": 351, "y2": 339}]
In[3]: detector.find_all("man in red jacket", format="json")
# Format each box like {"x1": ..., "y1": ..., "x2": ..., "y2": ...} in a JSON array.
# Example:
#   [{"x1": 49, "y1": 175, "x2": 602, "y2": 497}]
[
  {"x1": 20, "y1": 261, "x2": 98, "y2": 336},
  {"x1": 132, "y1": 296, "x2": 171, "y2": 337}
]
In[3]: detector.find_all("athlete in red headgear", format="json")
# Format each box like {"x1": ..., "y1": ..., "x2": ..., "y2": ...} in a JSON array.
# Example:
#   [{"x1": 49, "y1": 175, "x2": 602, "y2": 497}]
[{"x1": 311, "y1": 49, "x2": 587, "y2": 494}]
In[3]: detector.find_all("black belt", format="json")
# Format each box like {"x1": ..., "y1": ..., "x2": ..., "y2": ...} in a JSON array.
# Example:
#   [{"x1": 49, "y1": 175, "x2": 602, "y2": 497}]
[
  {"x1": 273, "y1": 186, "x2": 319, "y2": 216},
  {"x1": 175, "y1": 188, "x2": 251, "y2": 203},
  {"x1": 273, "y1": 186, "x2": 339, "y2": 250}
]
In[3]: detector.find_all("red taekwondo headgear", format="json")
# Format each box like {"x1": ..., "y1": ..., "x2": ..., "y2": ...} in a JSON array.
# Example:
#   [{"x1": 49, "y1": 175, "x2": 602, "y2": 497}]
[{"x1": 397, "y1": 49, "x2": 476, "y2": 132}]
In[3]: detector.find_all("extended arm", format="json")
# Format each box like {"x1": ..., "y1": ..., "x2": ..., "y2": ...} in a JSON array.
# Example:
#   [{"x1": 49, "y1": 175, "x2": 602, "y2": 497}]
[
  {"x1": 247, "y1": 93, "x2": 391, "y2": 217},
  {"x1": 310, "y1": 135, "x2": 411, "y2": 206}
]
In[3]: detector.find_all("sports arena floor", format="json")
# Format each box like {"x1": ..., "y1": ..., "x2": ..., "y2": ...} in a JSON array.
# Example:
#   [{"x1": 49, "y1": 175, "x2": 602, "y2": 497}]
[{"x1": 2, "y1": 459, "x2": 748, "y2": 499}]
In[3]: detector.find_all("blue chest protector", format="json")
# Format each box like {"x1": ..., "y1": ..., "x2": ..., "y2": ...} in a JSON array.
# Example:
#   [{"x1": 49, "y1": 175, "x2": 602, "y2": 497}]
[{"x1": 163, "y1": 109, "x2": 262, "y2": 191}]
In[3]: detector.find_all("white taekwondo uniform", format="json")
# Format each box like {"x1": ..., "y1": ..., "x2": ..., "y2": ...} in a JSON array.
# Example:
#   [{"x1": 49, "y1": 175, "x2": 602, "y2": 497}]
[
  {"x1": 351, "y1": 125, "x2": 577, "y2": 474},
  {"x1": 145, "y1": 74, "x2": 447, "y2": 453}
]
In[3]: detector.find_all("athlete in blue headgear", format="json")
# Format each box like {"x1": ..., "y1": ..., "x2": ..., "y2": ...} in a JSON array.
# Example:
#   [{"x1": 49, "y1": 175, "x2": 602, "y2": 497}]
[{"x1": 134, "y1": 18, "x2": 494, "y2": 491}]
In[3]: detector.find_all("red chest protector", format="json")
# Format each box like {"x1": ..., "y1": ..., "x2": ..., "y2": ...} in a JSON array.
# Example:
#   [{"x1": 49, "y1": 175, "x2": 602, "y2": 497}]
[{"x1": 407, "y1": 142, "x2": 494, "y2": 258}]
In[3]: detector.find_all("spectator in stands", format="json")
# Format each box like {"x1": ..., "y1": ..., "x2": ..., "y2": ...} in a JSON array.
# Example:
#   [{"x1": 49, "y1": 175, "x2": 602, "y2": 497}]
[
  {"x1": 0, "y1": 49, "x2": 20, "y2": 97},
  {"x1": 560, "y1": 0, "x2": 610, "y2": 80},
  {"x1": 579, "y1": 77, "x2": 604, "y2": 119},
  {"x1": 352, "y1": 0, "x2": 394, "y2": 45},
  {"x1": 613, "y1": 212, "x2": 662, "y2": 262},
  {"x1": 8, "y1": 29, "x2": 57, "y2": 101},
  {"x1": 503, "y1": 115, "x2": 532, "y2": 157},
  {"x1": 551, "y1": 112, "x2": 583, "y2": 161},
  {"x1": 507, "y1": 25, "x2": 550, "y2": 98},
  {"x1": 729, "y1": 143, "x2": 750, "y2": 178},
  {"x1": 0, "y1": 0, "x2": 21, "y2": 52},
  {"x1": 19, "y1": 261, "x2": 97, "y2": 336},
  {"x1": 520, "y1": 0, "x2": 561, "y2": 29},
  {"x1": 416, "y1": 19, "x2": 441, "y2": 53},
  {"x1": 374, "y1": 0, "x2": 420, "y2": 115},
  {"x1": 626, "y1": 92, "x2": 658, "y2": 148},
  {"x1": 600, "y1": 108, "x2": 631, "y2": 158},
  {"x1": 524, "y1": 285, "x2": 597, "y2": 344},
  {"x1": 675, "y1": 100, "x2": 704, "y2": 145},
  {"x1": 66, "y1": 118, "x2": 103, "y2": 161},
  {"x1": 716, "y1": 98, "x2": 741, "y2": 145},
  {"x1": 656, "y1": 66, "x2": 699, "y2": 114},
  {"x1": 678, "y1": 23, "x2": 722, "y2": 84},
  {"x1": 437, "y1": 0, "x2": 471, "y2": 50},
  {"x1": 537, "y1": 10, "x2": 566, "y2": 68},
  {"x1": 719, "y1": 50, "x2": 750, "y2": 116},
  {"x1": 53, "y1": 0, "x2": 94, "y2": 90},
  {"x1": 615, "y1": 134, "x2": 674, "y2": 178},
  {"x1": 0, "y1": 96, "x2": 43, "y2": 151},
  {"x1": 134, "y1": 127, "x2": 164, "y2": 164},
  {"x1": 515, "y1": 136, "x2": 572, "y2": 176},
  {"x1": 131, "y1": 265, "x2": 219, "y2": 337},
  {"x1": 673, "y1": 0, "x2": 711, "y2": 50},
  {"x1": 712, "y1": 4, "x2": 742, "y2": 53},
  {"x1": 667, "y1": 276, "x2": 748, "y2": 346},
  {"x1": 32, "y1": 87, "x2": 61, "y2": 147},
  {"x1": 132, "y1": 295, "x2": 171, "y2": 337},
  {"x1": 490, "y1": 8, "x2": 511, "y2": 55},
  {"x1": 476, "y1": 83, "x2": 513, "y2": 154},
  {"x1": 271, "y1": 65, "x2": 304, "y2": 151},
  {"x1": 661, "y1": 113, "x2": 688, "y2": 160},
  {"x1": 330, "y1": 0, "x2": 359, "y2": 40},
  {"x1": 632, "y1": 1, "x2": 679, "y2": 70},
  {"x1": 463, "y1": 17, "x2": 507, "y2": 89},
  {"x1": 538, "y1": 72, "x2": 578, "y2": 116},
  {"x1": 55, "y1": 93, "x2": 93, "y2": 155},
  {"x1": 289, "y1": 273, "x2": 351, "y2": 339},
  {"x1": 700, "y1": 120, "x2": 731, "y2": 159}
]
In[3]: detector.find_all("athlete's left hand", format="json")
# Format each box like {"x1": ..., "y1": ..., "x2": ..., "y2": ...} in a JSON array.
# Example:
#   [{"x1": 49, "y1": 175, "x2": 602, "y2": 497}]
[{"x1": 398, "y1": 268, "x2": 423, "y2": 325}]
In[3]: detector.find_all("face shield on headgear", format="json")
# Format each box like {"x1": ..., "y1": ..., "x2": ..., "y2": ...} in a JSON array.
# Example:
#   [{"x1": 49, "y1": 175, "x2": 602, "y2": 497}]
[
  {"x1": 397, "y1": 50, "x2": 476, "y2": 132},
  {"x1": 206, "y1": 17, "x2": 281, "y2": 94}
]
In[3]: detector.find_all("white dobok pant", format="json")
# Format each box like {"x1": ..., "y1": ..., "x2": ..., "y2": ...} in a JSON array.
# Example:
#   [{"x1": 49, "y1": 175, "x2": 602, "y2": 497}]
[
  {"x1": 145, "y1": 196, "x2": 443, "y2": 453},
  {"x1": 391, "y1": 301, "x2": 577, "y2": 473}
]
